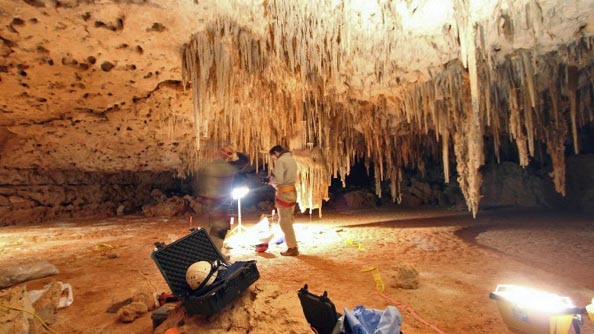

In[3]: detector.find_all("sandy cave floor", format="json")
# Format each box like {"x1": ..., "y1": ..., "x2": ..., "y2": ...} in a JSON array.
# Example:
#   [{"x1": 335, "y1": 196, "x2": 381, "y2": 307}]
[{"x1": 1, "y1": 206, "x2": 594, "y2": 334}]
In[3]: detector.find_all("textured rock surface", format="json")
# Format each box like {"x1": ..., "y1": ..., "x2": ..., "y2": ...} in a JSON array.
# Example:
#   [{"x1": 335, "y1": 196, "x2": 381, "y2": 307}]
[
  {"x1": 0, "y1": 168, "x2": 180, "y2": 225},
  {"x1": 1, "y1": 1, "x2": 200, "y2": 172}
]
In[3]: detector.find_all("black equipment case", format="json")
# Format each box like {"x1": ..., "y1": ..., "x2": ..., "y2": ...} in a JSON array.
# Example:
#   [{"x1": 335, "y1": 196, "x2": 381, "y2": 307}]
[
  {"x1": 298, "y1": 284, "x2": 341, "y2": 334},
  {"x1": 151, "y1": 228, "x2": 260, "y2": 316}
]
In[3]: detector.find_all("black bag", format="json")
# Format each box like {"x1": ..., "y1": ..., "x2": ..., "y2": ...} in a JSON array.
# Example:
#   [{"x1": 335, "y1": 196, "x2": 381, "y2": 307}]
[
  {"x1": 152, "y1": 228, "x2": 260, "y2": 316},
  {"x1": 298, "y1": 284, "x2": 341, "y2": 334}
]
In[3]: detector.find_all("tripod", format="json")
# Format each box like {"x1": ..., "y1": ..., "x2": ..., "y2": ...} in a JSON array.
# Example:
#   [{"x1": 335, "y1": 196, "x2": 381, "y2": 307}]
[{"x1": 228, "y1": 186, "x2": 249, "y2": 236}]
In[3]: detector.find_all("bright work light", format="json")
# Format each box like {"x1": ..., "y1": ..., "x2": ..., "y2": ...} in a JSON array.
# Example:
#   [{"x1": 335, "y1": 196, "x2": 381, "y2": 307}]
[
  {"x1": 231, "y1": 186, "x2": 249, "y2": 200},
  {"x1": 489, "y1": 284, "x2": 582, "y2": 334}
]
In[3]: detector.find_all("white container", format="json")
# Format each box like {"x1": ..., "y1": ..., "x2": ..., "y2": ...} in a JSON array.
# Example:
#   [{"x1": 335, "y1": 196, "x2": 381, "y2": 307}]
[{"x1": 489, "y1": 284, "x2": 580, "y2": 334}]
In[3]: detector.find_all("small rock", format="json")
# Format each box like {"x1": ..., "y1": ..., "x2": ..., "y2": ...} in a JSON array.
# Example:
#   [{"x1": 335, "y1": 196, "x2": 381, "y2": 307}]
[
  {"x1": 117, "y1": 301, "x2": 148, "y2": 323},
  {"x1": 389, "y1": 263, "x2": 419, "y2": 289}
]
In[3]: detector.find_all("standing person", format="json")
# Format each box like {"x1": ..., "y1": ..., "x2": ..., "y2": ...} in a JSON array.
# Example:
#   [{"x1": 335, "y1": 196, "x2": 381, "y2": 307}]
[
  {"x1": 193, "y1": 146, "x2": 238, "y2": 254},
  {"x1": 268, "y1": 145, "x2": 299, "y2": 256}
]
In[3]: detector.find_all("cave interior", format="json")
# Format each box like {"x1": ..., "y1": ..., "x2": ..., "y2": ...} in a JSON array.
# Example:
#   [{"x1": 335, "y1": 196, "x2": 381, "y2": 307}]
[{"x1": 0, "y1": 0, "x2": 593, "y2": 225}]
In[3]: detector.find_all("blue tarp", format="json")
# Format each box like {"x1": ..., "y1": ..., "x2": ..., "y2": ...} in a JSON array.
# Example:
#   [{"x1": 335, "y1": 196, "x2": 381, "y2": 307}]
[{"x1": 342, "y1": 305, "x2": 402, "y2": 334}]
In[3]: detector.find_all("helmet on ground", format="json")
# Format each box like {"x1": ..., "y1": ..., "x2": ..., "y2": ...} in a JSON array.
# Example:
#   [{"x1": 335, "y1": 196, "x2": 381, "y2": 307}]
[{"x1": 186, "y1": 261, "x2": 217, "y2": 290}]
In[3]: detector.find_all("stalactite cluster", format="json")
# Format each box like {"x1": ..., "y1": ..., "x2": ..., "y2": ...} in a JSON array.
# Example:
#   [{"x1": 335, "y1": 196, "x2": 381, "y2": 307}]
[
  {"x1": 180, "y1": 1, "x2": 594, "y2": 217},
  {"x1": 482, "y1": 42, "x2": 594, "y2": 197}
]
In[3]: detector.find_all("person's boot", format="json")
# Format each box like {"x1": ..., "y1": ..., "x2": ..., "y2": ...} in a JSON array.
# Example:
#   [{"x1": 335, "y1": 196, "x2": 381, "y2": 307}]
[{"x1": 280, "y1": 247, "x2": 299, "y2": 256}]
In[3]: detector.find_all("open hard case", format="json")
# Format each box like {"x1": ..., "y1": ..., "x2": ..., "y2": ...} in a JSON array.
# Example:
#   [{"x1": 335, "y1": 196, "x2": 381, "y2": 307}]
[{"x1": 152, "y1": 227, "x2": 260, "y2": 316}]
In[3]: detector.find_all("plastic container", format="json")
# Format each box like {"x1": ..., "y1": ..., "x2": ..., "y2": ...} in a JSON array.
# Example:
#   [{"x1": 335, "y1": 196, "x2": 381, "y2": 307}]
[{"x1": 489, "y1": 284, "x2": 581, "y2": 334}]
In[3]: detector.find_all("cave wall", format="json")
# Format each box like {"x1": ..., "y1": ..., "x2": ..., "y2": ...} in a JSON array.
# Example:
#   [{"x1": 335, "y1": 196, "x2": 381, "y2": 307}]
[
  {"x1": 479, "y1": 161, "x2": 562, "y2": 209},
  {"x1": 565, "y1": 154, "x2": 594, "y2": 211},
  {"x1": 2, "y1": 152, "x2": 594, "y2": 226},
  {"x1": 0, "y1": 168, "x2": 180, "y2": 226}
]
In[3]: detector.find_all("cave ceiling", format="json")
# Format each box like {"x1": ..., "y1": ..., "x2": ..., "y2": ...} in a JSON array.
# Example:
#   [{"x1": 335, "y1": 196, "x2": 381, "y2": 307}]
[{"x1": 1, "y1": 0, "x2": 593, "y2": 216}]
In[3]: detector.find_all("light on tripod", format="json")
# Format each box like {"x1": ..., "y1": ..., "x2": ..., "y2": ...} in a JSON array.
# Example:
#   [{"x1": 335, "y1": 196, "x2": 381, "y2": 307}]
[
  {"x1": 229, "y1": 186, "x2": 250, "y2": 236},
  {"x1": 231, "y1": 186, "x2": 249, "y2": 200}
]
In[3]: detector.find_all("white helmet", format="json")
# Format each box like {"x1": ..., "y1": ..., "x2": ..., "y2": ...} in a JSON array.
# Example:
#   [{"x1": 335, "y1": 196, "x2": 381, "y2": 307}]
[{"x1": 186, "y1": 261, "x2": 217, "y2": 290}]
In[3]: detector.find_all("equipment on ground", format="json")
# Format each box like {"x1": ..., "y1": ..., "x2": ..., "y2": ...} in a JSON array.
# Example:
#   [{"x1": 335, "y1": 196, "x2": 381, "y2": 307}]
[{"x1": 152, "y1": 228, "x2": 259, "y2": 316}]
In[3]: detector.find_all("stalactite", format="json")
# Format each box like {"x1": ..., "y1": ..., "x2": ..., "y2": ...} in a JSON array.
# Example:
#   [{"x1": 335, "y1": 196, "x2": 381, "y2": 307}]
[
  {"x1": 453, "y1": 0, "x2": 484, "y2": 217},
  {"x1": 509, "y1": 84, "x2": 530, "y2": 167},
  {"x1": 514, "y1": 52, "x2": 535, "y2": 158},
  {"x1": 522, "y1": 52, "x2": 537, "y2": 109},
  {"x1": 442, "y1": 133, "x2": 450, "y2": 184},
  {"x1": 293, "y1": 147, "x2": 329, "y2": 217},
  {"x1": 545, "y1": 129, "x2": 566, "y2": 196},
  {"x1": 566, "y1": 65, "x2": 580, "y2": 154},
  {"x1": 177, "y1": 1, "x2": 594, "y2": 218}
]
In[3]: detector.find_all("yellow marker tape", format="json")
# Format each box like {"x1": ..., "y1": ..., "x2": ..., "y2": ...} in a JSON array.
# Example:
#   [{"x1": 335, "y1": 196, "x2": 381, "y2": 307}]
[
  {"x1": 361, "y1": 266, "x2": 385, "y2": 293},
  {"x1": 373, "y1": 269, "x2": 385, "y2": 293},
  {"x1": 94, "y1": 243, "x2": 116, "y2": 251},
  {"x1": 345, "y1": 238, "x2": 366, "y2": 251}
]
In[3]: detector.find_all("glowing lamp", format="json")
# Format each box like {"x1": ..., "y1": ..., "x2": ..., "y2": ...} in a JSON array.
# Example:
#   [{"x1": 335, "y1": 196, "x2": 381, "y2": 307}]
[
  {"x1": 231, "y1": 186, "x2": 249, "y2": 200},
  {"x1": 489, "y1": 284, "x2": 582, "y2": 334}
]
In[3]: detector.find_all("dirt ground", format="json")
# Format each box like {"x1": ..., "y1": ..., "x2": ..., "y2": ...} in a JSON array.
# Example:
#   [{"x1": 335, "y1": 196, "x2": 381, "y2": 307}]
[{"x1": 1, "y1": 205, "x2": 594, "y2": 334}]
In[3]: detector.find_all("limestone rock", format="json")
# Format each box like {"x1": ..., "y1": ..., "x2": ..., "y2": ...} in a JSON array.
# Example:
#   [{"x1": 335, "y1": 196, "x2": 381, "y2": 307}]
[{"x1": 388, "y1": 264, "x2": 420, "y2": 290}]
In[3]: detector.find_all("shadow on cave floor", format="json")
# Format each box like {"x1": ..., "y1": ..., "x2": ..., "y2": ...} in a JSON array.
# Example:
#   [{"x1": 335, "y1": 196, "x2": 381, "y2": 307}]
[
  {"x1": 326, "y1": 205, "x2": 594, "y2": 290},
  {"x1": 453, "y1": 208, "x2": 594, "y2": 244},
  {"x1": 325, "y1": 207, "x2": 594, "y2": 231},
  {"x1": 452, "y1": 208, "x2": 594, "y2": 289},
  {"x1": 329, "y1": 205, "x2": 592, "y2": 230}
]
